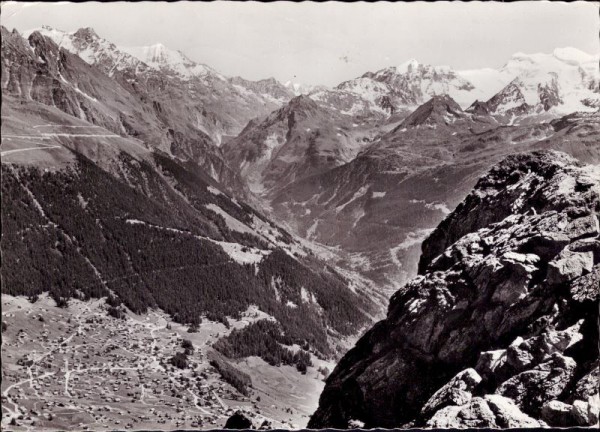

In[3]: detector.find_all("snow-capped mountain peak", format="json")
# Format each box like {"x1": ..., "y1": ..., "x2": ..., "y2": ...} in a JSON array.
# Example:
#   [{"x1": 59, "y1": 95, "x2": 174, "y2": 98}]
[
  {"x1": 120, "y1": 43, "x2": 223, "y2": 80},
  {"x1": 283, "y1": 80, "x2": 325, "y2": 96},
  {"x1": 284, "y1": 81, "x2": 305, "y2": 95},
  {"x1": 121, "y1": 43, "x2": 183, "y2": 68},
  {"x1": 24, "y1": 26, "x2": 223, "y2": 81},
  {"x1": 396, "y1": 58, "x2": 420, "y2": 74},
  {"x1": 333, "y1": 59, "x2": 478, "y2": 111},
  {"x1": 312, "y1": 47, "x2": 598, "y2": 123},
  {"x1": 487, "y1": 47, "x2": 600, "y2": 116},
  {"x1": 501, "y1": 47, "x2": 599, "y2": 75},
  {"x1": 461, "y1": 46, "x2": 599, "y2": 120},
  {"x1": 12, "y1": 24, "x2": 297, "y2": 147},
  {"x1": 552, "y1": 47, "x2": 598, "y2": 65},
  {"x1": 23, "y1": 26, "x2": 148, "y2": 75}
]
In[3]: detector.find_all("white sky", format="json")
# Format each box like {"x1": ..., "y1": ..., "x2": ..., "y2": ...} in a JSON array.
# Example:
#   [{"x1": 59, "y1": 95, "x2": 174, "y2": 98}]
[{"x1": 2, "y1": 1, "x2": 598, "y2": 87}]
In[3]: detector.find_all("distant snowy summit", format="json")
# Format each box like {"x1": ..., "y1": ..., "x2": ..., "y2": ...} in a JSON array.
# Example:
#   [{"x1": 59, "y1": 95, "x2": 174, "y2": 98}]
[
  {"x1": 310, "y1": 48, "x2": 599, "y2": 120},
  {"x1": 119, "y1": 43, "x2": 223, "y2": 80},
  {"x1": 24, "y1": 25, "x2": 225, "y2": 81},
  {"x1": 336, "y1": 58, "x2": 477, "y2": 109},
  {"x1": 22, "y1": 25, "x2": 599, "y2": 123},
  {"x1": 284, "y1": 80, "x2": 328, "y2": 96},
  {"x1": 28, "y1": 25, "x2": 323, "y2": 98},
  {"x1": 465, "y1": 47, "x2": 600, "y2": 119},
  {"x1": 18, "y1": 25, "x2": 298, "y2": 143}
]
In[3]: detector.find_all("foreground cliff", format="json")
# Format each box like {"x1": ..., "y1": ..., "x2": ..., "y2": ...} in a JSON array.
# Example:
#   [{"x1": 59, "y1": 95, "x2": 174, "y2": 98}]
[{"x1": 309, "y1": 150, "x2": 599, "y2": 428}]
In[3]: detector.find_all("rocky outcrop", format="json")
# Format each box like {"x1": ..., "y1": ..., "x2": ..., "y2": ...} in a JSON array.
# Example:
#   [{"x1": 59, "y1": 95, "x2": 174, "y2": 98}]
[
  {"x1": 309, "y1": 150, "x2": 599, "y2": 428},
  {"x1": 426, "y1": 394, "x2": 544, "y2": 428}
]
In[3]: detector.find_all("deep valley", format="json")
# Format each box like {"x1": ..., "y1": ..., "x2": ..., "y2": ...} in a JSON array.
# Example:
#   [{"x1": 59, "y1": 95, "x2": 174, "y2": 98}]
[{"x1": 1, "y1": 5, "x2": 599, "y2": 429}]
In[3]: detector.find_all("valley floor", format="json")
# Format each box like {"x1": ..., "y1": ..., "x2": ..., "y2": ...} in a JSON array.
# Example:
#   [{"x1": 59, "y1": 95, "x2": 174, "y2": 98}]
[{"x1": 1, "y1": 294, "x2": 333, "y2": 430}]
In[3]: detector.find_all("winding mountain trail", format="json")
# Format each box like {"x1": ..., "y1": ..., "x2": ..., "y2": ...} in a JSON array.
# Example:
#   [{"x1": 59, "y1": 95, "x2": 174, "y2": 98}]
[{"x1": 0, "y1": 145, "x2": 62, "y2": 157}]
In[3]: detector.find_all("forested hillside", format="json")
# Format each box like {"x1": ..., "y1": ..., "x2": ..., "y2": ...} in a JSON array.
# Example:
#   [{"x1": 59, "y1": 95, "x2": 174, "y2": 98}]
[{"x1": 1, "y1": 148, "x2": 375, "y2": 358}]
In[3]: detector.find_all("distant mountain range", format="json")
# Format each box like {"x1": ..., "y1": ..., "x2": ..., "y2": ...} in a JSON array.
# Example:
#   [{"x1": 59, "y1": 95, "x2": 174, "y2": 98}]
[
  {"x1": 304, "y1": 47, "x2": 598, "y2": 119},
  {"x1": 25, "y1": 25, "x2": 600, "y2": 124},
  {"x1": 4, "y1": 23, "x2": 598, "y2": 294},
  {"x1": 219, "y1": 44, "x2": 598, "y2": 289},
  {"x1": 1, "y1": 21, "x2": 599, "y2": 430},
  {"x1": 23, "y1": 25, "x2": 298, "y2": 148}
]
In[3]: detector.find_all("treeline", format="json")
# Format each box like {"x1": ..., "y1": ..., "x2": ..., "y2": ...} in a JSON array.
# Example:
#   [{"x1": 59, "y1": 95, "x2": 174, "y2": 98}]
[
  {"x1": 154, "y1": 152, "x2": 287, "y2": 249},
  {"x1": 258, "y1": 249, "x2": 373, "y2": 344},
  {"x1": 208, "y1": 350, "x2": 252, "y2": 396},
  {"x1": 1, "y1": 150, "x2": 372, "y2": 359},
  {"x1": 214, "y1": 320, "x2": 313, "y2": 373}
]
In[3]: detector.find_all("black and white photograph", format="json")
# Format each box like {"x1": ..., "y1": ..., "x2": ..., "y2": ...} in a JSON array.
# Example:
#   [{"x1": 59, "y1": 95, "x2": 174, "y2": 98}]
[{"x1": 1, "y1": 1, "x2": 598, "y2": 430}]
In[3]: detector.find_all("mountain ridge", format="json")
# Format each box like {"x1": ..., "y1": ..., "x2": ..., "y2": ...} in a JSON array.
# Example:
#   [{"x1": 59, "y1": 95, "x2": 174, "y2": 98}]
[
  {"x1": 1, "y1": 21, "x2": 599, "y2": 430},
  {"x1": 19, "y1": 25, "x2": 296, "y2": 145},
  {"x1": 17, "y1": 24, "x2": 600, "y2": 123},
  {"x1": 309, "y1": 150, "x2": 600, "y2": 428}
]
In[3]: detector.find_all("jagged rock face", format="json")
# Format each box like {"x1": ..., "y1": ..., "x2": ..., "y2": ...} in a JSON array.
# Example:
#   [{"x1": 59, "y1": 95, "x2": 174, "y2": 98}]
[
  {"x1": 538, "y1": 74, "x2": 563, "y2": 111},
  {"x1": 309, "y1": 151, "x2": 599, "y2": 428},
  {"x1": 26, "y1": 26, "x2": 294, "y2": 145},
  {"x1": 223, "y1": 95, "x2": 377, "y2": 195},
  {"x1": 376, "y1": 95, "x2": 396, "y2": 115},
  {"x1": 1, "y1": 26, "x2": 249, "y2": 195},
  {"x1": 1, "y1": 28, "x2": 123, "y2": 133}
]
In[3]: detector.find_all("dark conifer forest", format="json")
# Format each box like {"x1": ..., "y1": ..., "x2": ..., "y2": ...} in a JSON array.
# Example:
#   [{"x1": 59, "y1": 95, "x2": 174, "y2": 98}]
[
  {"x1": 214, "y1": 320, "x2": 314, "y2": 370},
  {"x1": 1, "y1": 150, "x2": 375, "y2": 359}
]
